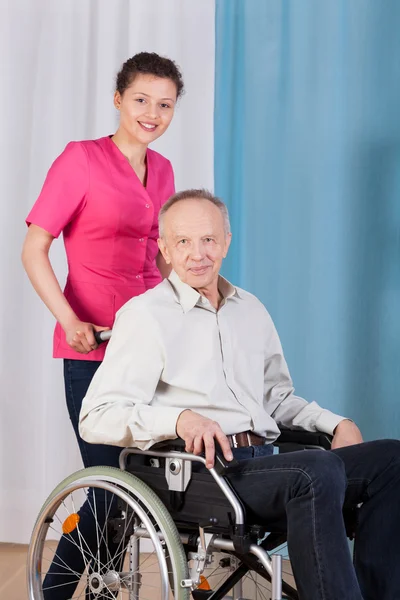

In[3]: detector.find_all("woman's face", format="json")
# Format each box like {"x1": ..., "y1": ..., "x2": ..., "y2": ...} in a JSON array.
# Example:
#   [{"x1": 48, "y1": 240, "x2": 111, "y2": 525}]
[{"x1": 115, "y1": 74, "x2": 177, "y2": 144}]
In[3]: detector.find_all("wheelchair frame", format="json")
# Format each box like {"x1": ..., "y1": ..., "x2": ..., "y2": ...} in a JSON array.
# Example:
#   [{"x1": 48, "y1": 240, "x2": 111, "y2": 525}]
[
  {"x1": 119, "y1": 440, "x2": 308, "y2": 600},
  {"x1": 28, "y1": 430, "x2": 335, "y2": 600},
  {"x1": 117, "y1": 430, "x2": 334, "y2": 599},
  {"x1": 119, "y1": 445, "x2": 287, "y2": 600}
]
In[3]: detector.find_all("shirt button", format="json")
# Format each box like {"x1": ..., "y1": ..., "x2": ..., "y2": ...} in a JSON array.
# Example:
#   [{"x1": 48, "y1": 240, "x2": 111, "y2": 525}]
[
  {"x1": 136, "y1": 274, "x2": 141, "y2": 279},
  {"x1": 145, "y1": 203, "x2": 150, "y2": 208},
  {"x1": 201, "y1": 297, "x2": 208, "y2": 304},
  {"x1": 139, "y1": 238, "x2": 145, "y2": 242}
]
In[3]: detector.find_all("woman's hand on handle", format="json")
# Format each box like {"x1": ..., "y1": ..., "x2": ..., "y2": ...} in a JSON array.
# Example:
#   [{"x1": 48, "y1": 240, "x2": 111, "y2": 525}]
[
  {"x1": 22, "y1": 226, "x2": 111, "y2": 354},
  {"x1": 65, "y1": 321, "x2": 110, "y2": 354}
]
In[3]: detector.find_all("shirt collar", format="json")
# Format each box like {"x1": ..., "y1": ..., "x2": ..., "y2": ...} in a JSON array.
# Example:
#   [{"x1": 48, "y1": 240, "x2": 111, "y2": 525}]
[{"x1": 168, "y1": 269, "x2": 239, "y2": 313}]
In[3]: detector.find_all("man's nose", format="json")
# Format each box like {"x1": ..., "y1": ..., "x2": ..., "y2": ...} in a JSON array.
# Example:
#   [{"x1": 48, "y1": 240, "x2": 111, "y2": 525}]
[{"x1": 189, "y1": 242, "x2": 205, "y2": 260}]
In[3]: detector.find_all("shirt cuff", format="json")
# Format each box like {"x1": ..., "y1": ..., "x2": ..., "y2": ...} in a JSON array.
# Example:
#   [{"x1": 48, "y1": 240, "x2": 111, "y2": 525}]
[
  {"x1": 152, "y1": 406, "x2": 186, "y2": 439},
  {"x1": 316, "y1": 410, "x2": 348, "y2": 436}
]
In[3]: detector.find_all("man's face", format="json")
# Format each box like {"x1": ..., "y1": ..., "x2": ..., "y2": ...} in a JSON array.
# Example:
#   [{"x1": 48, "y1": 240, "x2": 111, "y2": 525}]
[{"x1": 158, "y1": 199, "x2": 231, "y2": 291}]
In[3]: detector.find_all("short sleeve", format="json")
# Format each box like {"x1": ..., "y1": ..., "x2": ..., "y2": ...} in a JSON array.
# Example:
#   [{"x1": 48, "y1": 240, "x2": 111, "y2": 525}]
[{"x1": 26, "y1": 141, "x2": 89, "y2": 238}]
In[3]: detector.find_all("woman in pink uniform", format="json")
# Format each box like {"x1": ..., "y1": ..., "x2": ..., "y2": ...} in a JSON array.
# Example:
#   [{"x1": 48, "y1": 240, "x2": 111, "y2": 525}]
[{"x1": 22, "y1": 52, "x2": 184, "y2": 599}]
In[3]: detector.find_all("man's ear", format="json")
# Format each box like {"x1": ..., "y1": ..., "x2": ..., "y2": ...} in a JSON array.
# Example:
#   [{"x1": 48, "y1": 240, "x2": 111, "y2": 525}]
[
  {"x1": 157, "y1": 237, "x2": 171, "y2": 264},
  {"x1": 223, "y1": 232, "x2": 232, "y2": 258}
]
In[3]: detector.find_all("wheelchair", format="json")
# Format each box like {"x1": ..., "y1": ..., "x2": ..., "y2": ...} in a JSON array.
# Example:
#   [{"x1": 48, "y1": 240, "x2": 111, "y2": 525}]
[{"x1": 27, "y1": 429, "x2": 343, "y2": 600}]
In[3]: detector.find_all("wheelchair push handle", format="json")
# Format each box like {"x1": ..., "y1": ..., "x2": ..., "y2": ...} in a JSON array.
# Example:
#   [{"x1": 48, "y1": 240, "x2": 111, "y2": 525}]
[{"x1": 94, "y1": 329, "x2": 112, "y2": 345}]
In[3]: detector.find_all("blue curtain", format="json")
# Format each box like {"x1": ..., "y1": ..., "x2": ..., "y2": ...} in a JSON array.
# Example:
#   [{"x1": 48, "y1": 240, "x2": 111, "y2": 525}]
[{"x1": 215, "y1": 0, "x2": 400, "y2": 440}]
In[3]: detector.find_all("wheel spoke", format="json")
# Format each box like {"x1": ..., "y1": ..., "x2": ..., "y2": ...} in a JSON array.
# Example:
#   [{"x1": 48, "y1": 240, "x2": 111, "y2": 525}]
[
  {"x1": 86, "y1": 488, "x2": 116, "y2": 571},
  {"x1": 42, "y1": 579, "x2": 81, "y2": 591},
  {"x1": 70, "y1": 492, "x2": 98, "y2": 569},
  {"x1": 101, "y1": 500, "x2": 131, "y2": 573},
  {"x1": 92, "y1": 488, "x2": 101, "y2": 573},
  {"x1": 28, "y1": 470, "x2": 189, "y2": 600},
  {"x1": 48, "y1": 524, "x2": 97, "y2": 566},
  {"x1": 40, "y1": 551, "x2": 82, "y2": 579}
]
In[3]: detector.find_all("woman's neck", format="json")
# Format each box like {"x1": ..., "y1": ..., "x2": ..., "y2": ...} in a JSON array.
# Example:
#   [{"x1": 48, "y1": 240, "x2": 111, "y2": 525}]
[{"x1": 111, "y1": 129, "x2": 147, "y2": 167}]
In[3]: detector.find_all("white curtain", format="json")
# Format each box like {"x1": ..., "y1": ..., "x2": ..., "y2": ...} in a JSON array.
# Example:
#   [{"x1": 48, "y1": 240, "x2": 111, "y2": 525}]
[{"x1": 0, "y1": 0, "x2": 215, "y2": 543}]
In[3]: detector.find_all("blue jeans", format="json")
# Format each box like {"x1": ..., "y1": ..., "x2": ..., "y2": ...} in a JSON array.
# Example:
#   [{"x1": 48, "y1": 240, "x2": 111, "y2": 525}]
[
  {"x1": 227, "y1": 440, "x2": 400, "y2": 600},
  {"x1": 44, "y1": 360, "x2": 122, "y2": 600}
]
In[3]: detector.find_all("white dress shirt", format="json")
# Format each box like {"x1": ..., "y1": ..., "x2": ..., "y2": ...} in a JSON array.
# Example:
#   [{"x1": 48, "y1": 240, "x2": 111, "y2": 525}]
[{"x1": 79, "y1": 270, "x2": 345, "y2": 449}]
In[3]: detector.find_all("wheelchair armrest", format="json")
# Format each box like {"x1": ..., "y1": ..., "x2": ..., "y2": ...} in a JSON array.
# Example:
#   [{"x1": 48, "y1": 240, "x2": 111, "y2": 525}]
[
  {"x1": 213, "y1": 442, "x2": 240, "y2": 474},
  {"x1": 150, "y1": 438, "x2": 238, "y2": 474},
  {"x1": 275, "y1": 429, "x2": 333, "y2": 451},
  {"x1": 151, "y1": 438, "x2": 187, "y2": 451}
]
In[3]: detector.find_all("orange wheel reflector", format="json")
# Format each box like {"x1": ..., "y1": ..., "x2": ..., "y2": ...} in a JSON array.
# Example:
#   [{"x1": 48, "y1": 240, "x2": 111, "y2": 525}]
[
  {"x1": 62, "y1": 513, "x2": 80, "y2": 534},
  {"x1": 198, "y1": 576, "x2": 211, "y2": 590}
]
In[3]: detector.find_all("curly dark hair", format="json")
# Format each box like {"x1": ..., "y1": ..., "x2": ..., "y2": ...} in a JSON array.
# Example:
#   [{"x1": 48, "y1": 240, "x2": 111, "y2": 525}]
[{"x1": 116, "y1": 52, "x2": 184, "y2": 99}]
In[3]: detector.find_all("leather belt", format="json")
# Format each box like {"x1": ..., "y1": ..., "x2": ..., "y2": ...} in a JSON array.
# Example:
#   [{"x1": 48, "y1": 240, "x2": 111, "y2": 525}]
[{"x1": 227, "y1": 431, "x2": 266, "y2": 448}]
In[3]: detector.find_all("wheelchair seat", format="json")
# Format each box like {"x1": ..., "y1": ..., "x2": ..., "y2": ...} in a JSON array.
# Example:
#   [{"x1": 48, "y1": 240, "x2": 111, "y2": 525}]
[{"x1": 123, "y1": 438, "x2": 245, "y2": 533}]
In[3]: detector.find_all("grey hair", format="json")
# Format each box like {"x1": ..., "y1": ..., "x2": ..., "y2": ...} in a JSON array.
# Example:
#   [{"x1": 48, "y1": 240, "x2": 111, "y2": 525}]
[{"x1": 158, "y1": 188, "x2": 231, "y2": 239}]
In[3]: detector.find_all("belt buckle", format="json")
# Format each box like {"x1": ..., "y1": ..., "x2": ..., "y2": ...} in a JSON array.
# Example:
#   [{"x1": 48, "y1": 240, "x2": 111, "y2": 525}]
[{"x1": 231, "y1": 433, "x2": 252, "y2": 448}]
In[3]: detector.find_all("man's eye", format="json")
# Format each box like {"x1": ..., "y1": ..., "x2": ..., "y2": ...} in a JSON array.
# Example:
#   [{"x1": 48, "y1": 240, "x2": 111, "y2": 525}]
[
  {"x1": 205, "y1": 238, "x2": 213, "y2": 243},
  {"x1": 178, "y1": 239, "x2": 187, "y2": 245},
  {"x1": 161, "y1": 103, "x2": 171, "y2": 109},
  {"x1": 136, "y1": 98, "x2": 146, "y2": 103}
]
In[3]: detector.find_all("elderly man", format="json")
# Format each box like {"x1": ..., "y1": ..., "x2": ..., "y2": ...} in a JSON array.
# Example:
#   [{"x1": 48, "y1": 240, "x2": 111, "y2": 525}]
[{"x1": 80, "y1": 189, "x2": 400, "y2": 600}]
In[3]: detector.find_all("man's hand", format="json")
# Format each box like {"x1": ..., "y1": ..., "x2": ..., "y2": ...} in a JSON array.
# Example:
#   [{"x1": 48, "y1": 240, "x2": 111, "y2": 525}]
[
  {"x1": 331, "y1": 419, "x2": 363, "y2": 450},
  {"x1": 176, "y1": 410, "x2": 233, "y2": 469}
]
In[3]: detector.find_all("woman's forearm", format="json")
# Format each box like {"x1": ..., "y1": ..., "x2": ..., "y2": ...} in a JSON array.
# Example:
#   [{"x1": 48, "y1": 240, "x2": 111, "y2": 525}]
[{"x1": 22, "y1": 239, "x2": 78, "y2": 331}]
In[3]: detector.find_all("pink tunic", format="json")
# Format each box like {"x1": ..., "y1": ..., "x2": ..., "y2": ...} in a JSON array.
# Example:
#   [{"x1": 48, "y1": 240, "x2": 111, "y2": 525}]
[{"x1": 26, "y1": 136, "x2": 175, "y2": 360}]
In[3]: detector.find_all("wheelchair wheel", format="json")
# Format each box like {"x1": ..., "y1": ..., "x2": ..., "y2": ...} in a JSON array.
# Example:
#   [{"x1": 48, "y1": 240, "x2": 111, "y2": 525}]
[{"x1": 27, "y1": 466, "x2": 190, "y2": 599}]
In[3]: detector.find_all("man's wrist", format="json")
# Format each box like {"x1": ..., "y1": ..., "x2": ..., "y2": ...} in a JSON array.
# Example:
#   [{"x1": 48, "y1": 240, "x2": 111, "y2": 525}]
[
  {"x1": 175, "y1": 409, "x2": 192, "y2": 435},
  {"x1": 333, "y1": 419, "x2": 353, "y2": 434}
]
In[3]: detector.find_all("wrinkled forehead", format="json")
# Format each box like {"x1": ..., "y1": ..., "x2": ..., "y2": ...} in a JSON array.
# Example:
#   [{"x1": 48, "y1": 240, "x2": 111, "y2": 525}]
[{"x1": 164, "y1": 199, "x2": 225, "y2": 237}]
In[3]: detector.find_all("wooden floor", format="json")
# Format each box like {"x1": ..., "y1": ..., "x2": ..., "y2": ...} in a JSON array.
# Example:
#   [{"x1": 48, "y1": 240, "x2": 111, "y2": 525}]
[
  {"x1": 0, "y1": 542, "x2": 295, "y2": 599},
  {"x1": 0, "y1": 543, "x2": 28, "y2": 600}
]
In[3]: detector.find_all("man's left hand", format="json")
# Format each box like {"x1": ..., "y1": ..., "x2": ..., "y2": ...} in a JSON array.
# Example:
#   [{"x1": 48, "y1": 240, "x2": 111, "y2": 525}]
[{"x1": 331, "y1": 419, "x2": 363, "y2": 450}]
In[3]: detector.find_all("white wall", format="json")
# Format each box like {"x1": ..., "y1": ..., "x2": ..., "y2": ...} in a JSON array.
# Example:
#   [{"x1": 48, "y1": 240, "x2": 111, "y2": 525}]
[{"x1": 0, "y1": 0, "x2": 215, "y2": 543}]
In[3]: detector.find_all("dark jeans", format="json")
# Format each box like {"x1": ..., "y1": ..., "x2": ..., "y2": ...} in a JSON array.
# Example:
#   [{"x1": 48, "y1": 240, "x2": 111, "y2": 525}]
[
  {"x1": 43, "y1": 360, "x2": 122, "y2": 600},
  {"x1": 227, "y1": 440, "x2": 400, "y2": 600},
  {"x1": 43, "y1": 361, "x2": 400, "y2": 599}
]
